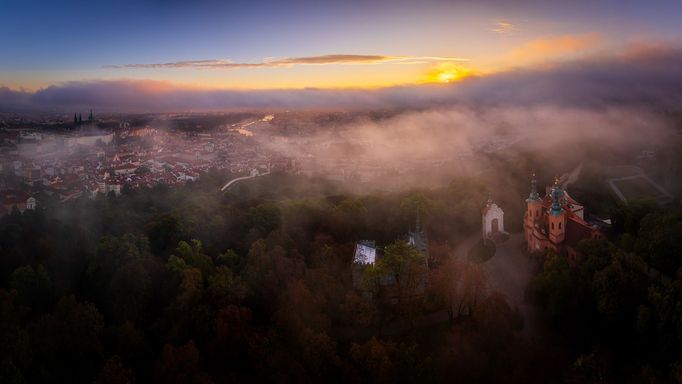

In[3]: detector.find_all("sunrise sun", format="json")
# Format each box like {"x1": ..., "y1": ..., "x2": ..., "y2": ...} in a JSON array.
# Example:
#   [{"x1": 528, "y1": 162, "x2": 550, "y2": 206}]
[{"x1": 427, "y1": 63, "x2": 475, "y2": 84}]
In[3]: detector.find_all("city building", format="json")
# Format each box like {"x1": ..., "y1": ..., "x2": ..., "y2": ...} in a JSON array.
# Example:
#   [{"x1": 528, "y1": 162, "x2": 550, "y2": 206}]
[{"x1": 0, "y1": 190, "x2": 37, "y2": 215}]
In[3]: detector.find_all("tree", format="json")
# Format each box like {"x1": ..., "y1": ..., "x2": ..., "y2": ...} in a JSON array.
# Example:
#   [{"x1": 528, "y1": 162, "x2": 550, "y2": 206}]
[
  {"x1": 247, "y1": 203, "x2": 281, "y2": 237},
  {"x1": 637, "y1": 270, "x2": 682, "y2": 372},
  {"x1": 400, "y1": 191, "x2": 435, "y2": 221},
  {"x1": 0, "y1": 290, "x2": 30, "y2": 383},
  {"x1": 592, "y1": 251, "x2": 648, "y2": 321},
  {"x1": 378, "y1": 241, "x2": 426, "y2": 305},
  {"x1": 154, "y1": 341, "x2": 213, "y2": 384},
  {"x1": 176, "y1": 268, "x2": 203, "y2": 310},
  {"x1": 206, "y1": 266, "x2": 250, "y2": 307},
  {"x1": 243, "y1": 240, "x2": 304, "y2": 307},
  {"x1": 276, "y1": 279, "x2": 330, "y2": 334},
  {"x1": 96, "y1": 356, "x2": 135, "y2": 384},
  {"x1": 527, "y1": 251, "x2": 576, "y2": 323},
  {"x1": 10, "y1": 264, "x2": 52, "y2": 312},
  {"x1": 349, "y1": 337, "x2": 396, "y2": 383},
  {"x1": 146, "y1": 214, "x2": 189, "y2": 255},
  {"x1": 216, "y1": 249, "x2": 241, "y2": 271},
  {"x1": 29, "y1": 295, "x2": 104, "y2": 383},
  {"x1": 166, "y1": 254, "x2": 188, "y2": 273},
  {"x1": 433, "y1": 257, "x2": 487, "y2": 322},
  {"x1": 610, "y1": 201, "x2": 658, "y2": 236},
  {"x1": 171, "y1": 240, "x2": 214, "y2": 278},
  {"x1": 635, "y1": 212, "x2": 682, "y2": 275},
  {"x1": 108, "y1": 258, "x2": 154, "y2": 323},
  {"x1": 575, "y1": 239, "x2": 612, "y2": 278}
]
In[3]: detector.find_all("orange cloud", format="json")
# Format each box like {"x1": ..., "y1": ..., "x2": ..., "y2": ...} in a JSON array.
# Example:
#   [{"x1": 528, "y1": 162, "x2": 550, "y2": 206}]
[{"x1": 504, "y1": 34, "x2": 601, "y2": 65}]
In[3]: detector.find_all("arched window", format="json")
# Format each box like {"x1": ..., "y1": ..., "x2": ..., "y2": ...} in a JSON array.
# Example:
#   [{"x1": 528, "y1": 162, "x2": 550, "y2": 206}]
[
  {"x1": 551, "y1": 222, "x2": 554, "y2": 230},
  {"x1": 559, "y1": 222, "x2": 562, "y2": 230}
]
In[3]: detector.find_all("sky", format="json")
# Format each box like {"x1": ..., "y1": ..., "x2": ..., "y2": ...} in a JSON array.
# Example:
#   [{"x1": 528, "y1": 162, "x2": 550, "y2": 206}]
[{"x1": 1, "y1": 0, "x2": 682, "y2": 111}]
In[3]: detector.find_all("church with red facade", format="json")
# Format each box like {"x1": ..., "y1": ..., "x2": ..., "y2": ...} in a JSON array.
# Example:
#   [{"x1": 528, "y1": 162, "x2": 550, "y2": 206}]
[{"x1": 524, "y1": 172, "x2": 603, "y2": 259}]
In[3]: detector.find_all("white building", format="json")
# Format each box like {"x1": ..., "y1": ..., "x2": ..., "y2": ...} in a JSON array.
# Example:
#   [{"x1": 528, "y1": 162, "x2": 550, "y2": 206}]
[
  {"x1": 26, "y1": 197, "x2": 36, "y2": 210},
  {"x1": 482, "y1": 194, "x2": 505, "y2": 238},
  {"x1": 353, "y1": 241, "x2": 377, "y2": 265}
]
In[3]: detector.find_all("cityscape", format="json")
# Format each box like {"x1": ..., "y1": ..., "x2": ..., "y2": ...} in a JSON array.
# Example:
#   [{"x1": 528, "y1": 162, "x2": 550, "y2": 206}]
[{"x1": 2, "y1": 1, "x2": 682, "y2": 383}]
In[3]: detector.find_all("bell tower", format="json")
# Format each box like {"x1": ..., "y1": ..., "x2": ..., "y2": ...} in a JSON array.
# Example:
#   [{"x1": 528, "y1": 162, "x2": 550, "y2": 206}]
[
  {"x1": 525, "y1": 171, "x2": 542, "y2": 228},
  {"x1": 548, "y1": 177, "x2": 566, "y2": 244}
]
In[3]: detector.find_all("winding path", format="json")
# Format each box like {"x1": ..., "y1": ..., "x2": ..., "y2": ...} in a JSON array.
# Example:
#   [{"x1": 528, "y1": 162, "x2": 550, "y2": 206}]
[
  {"x1": 220, "y1": 170, "x2": 270, "y2": 192},
  {"x1": 482, "y1": 234, "x2": 545, "y2": 336}
]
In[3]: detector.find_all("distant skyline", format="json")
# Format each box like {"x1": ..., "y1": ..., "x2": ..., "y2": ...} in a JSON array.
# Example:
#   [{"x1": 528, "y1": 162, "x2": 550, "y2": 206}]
[{"x1": 2, "y1": 0, "x2": 682, "y2": 92}]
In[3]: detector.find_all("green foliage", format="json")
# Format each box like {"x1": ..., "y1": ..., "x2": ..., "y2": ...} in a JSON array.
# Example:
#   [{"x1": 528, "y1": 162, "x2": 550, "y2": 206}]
[
  {"x1": 610, "y1": 201, "x2": 660, "y2": 236},
  {"x1": 171, "y1": 239, "x2": 215, "y2": 278},
  {"x1": 379, "y1": 240, "x2": 423, "y2": 283},
  {"x1": 528, "y1": 252, "x2": 576, "y2": 322},
  {"x1": 207, "y1": 266, "x2": 250, "y2": 306},
  {"x1": 592, "y1": 252, "x2": 648, "y2": 319},
  {"x1": 2, "y1": 171, "x2": 678, "y2": 382},
  {"x1": 636, "y1": 269, "x2": 682, "y2": 362},
  {"x1": 635, "y1": 212, "x2": 682, "y2": 275},
  {"x1": 247, "y1": 203, "x2": 282, "y2": 236},
  {"x1": 146, "y1": 213, "x2": 190, "y2": 255},
  {"x1": 166, "y1": 254, "x2": 188, "y2": 273},
  {"x1": 216, "y1": 249, "x2": 241, "y2": 270}
]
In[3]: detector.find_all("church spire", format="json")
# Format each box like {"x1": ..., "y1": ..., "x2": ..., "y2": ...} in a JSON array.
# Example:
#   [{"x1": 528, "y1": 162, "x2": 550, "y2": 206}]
[
  {"x1": 527, "y1": 169, "x2": 540, "y2": 202},
  {"x1": 550, "y1": 176, "x2": 565, "y2": 215}
]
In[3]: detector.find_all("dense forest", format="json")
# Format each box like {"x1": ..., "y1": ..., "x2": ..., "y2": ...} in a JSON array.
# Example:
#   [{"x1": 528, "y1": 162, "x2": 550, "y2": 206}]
[{"x1": 1, "y1": 170, "x2": 681, "y2": 383}]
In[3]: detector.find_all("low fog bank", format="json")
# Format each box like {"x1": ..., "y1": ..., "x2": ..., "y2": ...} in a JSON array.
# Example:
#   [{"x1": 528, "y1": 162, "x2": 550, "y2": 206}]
[
  {"x1": 251, "y1": 104, "x2": 674, "y2": 200},
  {"x1": 2, "y1": 44, "x2": 682, "y2": 112}
]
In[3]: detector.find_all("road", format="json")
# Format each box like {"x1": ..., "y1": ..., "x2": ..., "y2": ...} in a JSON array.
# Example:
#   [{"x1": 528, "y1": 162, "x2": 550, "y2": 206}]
[
  {"x1": 481, "y1": 233, "x2": 545, "y2": 336},
  {"x1": 220, "y1": 171, "x2": 270, "y2": 192}
]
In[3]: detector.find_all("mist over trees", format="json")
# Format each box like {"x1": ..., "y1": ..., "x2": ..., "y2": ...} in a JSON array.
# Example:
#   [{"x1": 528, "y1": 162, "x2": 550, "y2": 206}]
[
  {"x1": 2, "y1": 57, "x2": 682, "y2": 381},
  {"x1": 1, "y1": 147, "x2": 681, "y2": 383},
  {"x1": 0, "y1": 171, "x2": 502, "y2": 383}
]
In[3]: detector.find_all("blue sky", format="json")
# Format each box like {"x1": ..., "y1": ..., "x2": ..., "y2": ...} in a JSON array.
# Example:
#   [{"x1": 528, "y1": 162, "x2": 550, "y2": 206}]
[{"x1": 1, "y1": 0, "x2": 682, "y2": 90}]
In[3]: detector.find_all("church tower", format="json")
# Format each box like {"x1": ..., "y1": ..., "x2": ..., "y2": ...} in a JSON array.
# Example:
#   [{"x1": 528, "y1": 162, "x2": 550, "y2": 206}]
[
  {"x1": 525, "y1": 171, "x2": 542, "y2": 228},
  {"x1": 548, "y1": 177, "x2": 566, "y2": 244}
]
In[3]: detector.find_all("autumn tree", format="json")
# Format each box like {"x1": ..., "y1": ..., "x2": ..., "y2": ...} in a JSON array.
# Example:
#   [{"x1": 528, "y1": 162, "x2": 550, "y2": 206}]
[{"x1": 433, "y1": 257, "x2": 487, "y2": 322}]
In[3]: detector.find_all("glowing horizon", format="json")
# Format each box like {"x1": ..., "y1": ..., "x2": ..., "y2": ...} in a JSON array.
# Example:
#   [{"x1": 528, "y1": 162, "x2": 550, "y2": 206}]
[{"x1": 1, "y1": 0, "x2": 682, "y2": 94}]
